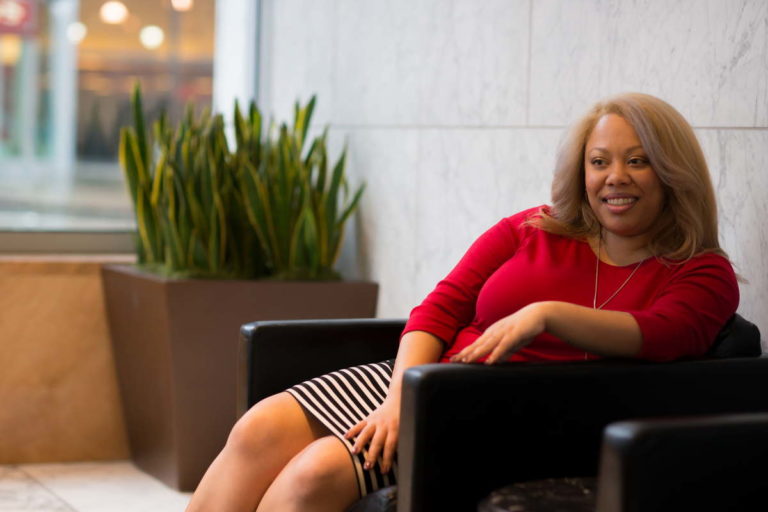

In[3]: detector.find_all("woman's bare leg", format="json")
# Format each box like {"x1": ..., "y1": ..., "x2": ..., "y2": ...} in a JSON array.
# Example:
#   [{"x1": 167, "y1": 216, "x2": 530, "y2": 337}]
[
  {"x1": 185, "y1": 392, "x2": 329, "y2": 512},
  {"x1": 256, "y1": 436, "x2": 360, "y2": 512}
]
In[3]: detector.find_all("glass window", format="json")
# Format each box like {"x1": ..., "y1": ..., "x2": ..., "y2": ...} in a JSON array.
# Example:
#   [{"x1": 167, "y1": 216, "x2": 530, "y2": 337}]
[{"x1": 0, "y1": 0, "x2": 214, "y2": 235}]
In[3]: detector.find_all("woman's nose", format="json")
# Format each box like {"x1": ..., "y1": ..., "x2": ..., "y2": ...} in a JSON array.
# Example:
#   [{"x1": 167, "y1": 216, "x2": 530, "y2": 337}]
[{"x1": 605, "y1": 163, "x2": 631, "y2": 185}]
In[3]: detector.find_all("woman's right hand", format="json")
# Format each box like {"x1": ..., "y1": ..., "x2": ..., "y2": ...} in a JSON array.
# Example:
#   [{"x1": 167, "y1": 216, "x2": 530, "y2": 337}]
[
  {"x1": 346, "y1": 330, "x2": 443, "y2": 474},
  {"x1": 344, "y1": 396, "x2": 400, "y2": 473}
]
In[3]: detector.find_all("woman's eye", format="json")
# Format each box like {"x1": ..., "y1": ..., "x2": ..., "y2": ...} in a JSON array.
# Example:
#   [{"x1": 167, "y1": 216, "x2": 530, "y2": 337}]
[
  {"x1": 591, "y1": 158, "x2": 606, "y2": 166},
  {"x1": 628, "y1": 157, "x2": 649, "y2": 166}
]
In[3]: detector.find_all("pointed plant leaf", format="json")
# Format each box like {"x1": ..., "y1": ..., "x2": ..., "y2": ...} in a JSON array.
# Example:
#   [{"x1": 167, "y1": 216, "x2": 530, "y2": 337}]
[
  {"x1": 131, "y1": 84, "x2": 150, "y2": 172},
  {"x1": 118, "y1": 127, "x2": 140, "y2": 207},
  {"x1": 330, "y1": 184, "x2": 365, "y2": 265}
]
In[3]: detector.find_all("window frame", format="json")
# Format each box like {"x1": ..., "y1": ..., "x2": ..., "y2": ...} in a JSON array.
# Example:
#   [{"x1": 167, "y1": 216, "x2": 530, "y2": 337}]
[{"x1": 0, "y1": 0, "x2": 262, "y2": 254}]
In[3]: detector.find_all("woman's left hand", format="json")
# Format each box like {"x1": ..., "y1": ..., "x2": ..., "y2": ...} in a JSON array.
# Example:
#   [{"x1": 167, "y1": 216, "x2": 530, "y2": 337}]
[{"x1": 450, "y1": 303, "x2": 548, "y2": 364}]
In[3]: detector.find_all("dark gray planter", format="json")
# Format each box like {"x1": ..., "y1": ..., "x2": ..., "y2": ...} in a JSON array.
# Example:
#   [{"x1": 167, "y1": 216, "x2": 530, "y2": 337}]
[{"x1": 101, "y1": 264, "x2": 378, "y2": 491}]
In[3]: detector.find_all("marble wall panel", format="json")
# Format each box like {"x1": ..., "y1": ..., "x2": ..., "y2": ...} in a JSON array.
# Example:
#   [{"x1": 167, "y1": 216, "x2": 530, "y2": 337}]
[
  {"x1": 261, "y1": 0, "x2": 337, "y2": 124},
  {"x1": 334, "y1": 0, "x2": 529, "y2": 126},
  {"x1": 411, "y1": 128, "x2": 559, "y2": 304},
  {"x1": 340, "y1": 127, "x2": 560, "y2": 317},
  {"x1": 530, "y1": 0, "x2": 768, "y2": 127},
  {"x1": 334, "y1": 128, "x2": 422, "y2": 316},
  {"x1": 698, "y1": 129, "x2": 768, "y2": 349}
]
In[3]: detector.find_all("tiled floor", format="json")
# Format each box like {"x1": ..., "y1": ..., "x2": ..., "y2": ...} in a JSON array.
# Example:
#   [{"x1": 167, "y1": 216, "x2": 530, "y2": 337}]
[{"x1": 0, "y1": 462, "x2": 191, "y2": 512}]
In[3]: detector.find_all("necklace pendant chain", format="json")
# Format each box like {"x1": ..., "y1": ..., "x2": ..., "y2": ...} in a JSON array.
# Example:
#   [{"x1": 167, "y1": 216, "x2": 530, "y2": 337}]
[{"x1": 592, "y1": 236, "x2": 644, "y2": 310}]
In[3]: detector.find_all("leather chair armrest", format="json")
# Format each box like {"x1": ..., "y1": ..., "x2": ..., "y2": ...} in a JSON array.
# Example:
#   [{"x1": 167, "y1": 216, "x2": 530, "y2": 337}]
[
  {"x1": 397, "y1": 357, "x2": 768, "y2": 512},
  {"x1": 597, "y1": 412, "x2": 768, "y2": 512},
  {"x1": 239, "y1": 318, "x2": 405, "y2": 415}
]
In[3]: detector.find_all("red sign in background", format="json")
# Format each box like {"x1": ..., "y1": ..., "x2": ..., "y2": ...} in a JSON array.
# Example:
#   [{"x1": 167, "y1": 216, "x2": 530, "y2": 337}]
[{"x1": 0, "y1": 0, "x2": 37, "y2": 36}]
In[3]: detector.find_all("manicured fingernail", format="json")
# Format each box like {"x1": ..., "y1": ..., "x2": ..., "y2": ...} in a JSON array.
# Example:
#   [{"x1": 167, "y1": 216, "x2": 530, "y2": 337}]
[{"x1": 364, "y1": 462, "x2": 371, "y2": 470}]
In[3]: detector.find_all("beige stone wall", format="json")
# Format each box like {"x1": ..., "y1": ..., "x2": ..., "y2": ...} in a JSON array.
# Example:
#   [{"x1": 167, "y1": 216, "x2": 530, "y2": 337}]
[{"x1": 0, "y1": 256, "x2": 131, "y2": 463}]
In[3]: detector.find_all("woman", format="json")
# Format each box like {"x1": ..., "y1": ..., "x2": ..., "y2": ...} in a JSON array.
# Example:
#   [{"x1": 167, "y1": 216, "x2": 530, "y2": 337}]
[{"x1": 185, "y1": 93, "x2": 738, "y2": 512}]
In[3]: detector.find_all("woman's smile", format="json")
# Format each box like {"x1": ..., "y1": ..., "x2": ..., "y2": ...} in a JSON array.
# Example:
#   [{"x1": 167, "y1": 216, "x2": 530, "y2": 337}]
[
  {"x1": 602, "y1": 194, "x2": 638, "y2": 211},
  {"x1": 585, "y1": 114, "x2": 665, "y2": 244}
]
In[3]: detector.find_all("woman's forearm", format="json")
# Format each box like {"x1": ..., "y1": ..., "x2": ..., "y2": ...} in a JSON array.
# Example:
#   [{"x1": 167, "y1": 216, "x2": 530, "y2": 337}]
[
  {"x1": 541, "y1": 301, "x2": 643, "y2": 357},
  {"x1": 452, "y1": 300, "x2": 644, "y2": 364},
  {"x1": 387, "y1": 330, "x2": 444, "y2": 400}
]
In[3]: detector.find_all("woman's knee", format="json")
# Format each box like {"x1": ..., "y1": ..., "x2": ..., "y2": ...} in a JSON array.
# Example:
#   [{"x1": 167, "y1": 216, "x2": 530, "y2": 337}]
[{"x1": 226, "y1": 392, "x2": 309, "y2": 456}]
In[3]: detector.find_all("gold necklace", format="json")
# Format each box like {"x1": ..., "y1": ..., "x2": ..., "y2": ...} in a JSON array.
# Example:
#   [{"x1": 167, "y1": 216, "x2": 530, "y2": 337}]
[{"x1": 592, "y1": 236, "x2": 644, "y2": 310}]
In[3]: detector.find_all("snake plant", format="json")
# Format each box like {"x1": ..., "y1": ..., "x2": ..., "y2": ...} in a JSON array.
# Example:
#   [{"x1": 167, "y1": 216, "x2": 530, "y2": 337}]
[{"x1": 119, "y1": 85, "x2": 363, "y2": 280}]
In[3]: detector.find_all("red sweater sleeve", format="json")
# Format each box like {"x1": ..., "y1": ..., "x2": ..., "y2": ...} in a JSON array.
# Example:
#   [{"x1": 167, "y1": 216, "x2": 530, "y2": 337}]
[
  {"x1": 630, "y1": 254, "x2": 739, "y2": 362},
  {"x1": 402, "y1": 209, "x2": 535, "y2": 346}
]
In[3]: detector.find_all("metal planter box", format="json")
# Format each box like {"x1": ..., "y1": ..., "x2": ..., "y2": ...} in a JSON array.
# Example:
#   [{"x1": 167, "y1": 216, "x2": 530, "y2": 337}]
[{"x1": 101, "y1": 264, "x2": 378, "y2": 491}]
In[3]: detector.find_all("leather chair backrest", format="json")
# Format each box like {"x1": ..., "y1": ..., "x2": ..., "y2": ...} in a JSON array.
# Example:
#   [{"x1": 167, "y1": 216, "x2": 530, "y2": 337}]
[{"x1": 706, "y1": 313, "x2": 762, "y2": 358}]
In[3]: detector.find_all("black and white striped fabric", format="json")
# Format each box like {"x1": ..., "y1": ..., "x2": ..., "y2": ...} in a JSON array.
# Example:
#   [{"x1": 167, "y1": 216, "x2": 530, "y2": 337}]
[{"x1": 286, "y1": 359, "x2": 397, "y2": 497}]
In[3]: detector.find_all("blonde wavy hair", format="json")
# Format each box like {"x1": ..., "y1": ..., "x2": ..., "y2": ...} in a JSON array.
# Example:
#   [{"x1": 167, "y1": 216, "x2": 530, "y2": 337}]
[{"x1": 534, "y1": 92, "x2": 725, "y2": 261}]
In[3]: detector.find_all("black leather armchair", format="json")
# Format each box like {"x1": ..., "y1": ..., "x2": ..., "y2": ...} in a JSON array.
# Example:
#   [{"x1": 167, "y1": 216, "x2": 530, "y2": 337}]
[
  {"x1": 239, "y1": 315, "x2": 765, "y2": 512},
  {"x1": 595, "y1": 412, "x2": 768, "y2": 512},
  {"x1": 477, "y1": 410, "x2": 768, "y2": 512}
]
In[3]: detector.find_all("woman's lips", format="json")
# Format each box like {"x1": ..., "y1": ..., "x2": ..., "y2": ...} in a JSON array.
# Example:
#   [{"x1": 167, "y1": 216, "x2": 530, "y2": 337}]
[{"x1": 602, "y1": 196, "x2": 638, "y2": 213}]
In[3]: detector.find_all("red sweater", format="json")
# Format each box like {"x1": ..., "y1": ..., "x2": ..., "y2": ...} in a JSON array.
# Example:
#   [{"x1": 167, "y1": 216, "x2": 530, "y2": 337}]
[{"x1": 403, "y1": 206, "x2": 739, "y2": 363}]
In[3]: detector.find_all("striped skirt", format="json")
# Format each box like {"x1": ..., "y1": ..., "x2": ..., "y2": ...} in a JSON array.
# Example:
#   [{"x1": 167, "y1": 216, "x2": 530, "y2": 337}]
[{"x1": 286, "y1": 359, "x2": 397, "y2": 497}]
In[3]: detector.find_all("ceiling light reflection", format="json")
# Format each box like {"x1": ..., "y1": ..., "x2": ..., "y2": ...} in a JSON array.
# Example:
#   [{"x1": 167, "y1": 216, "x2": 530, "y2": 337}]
[
  {"x1": 100, "y1": 1, "x2": 128, "y2": 25},
  {"x1": 140, "y1": 25, "x2": 165, "y2": 50},
  {"x1": 171, "y1": 0, "x2": 194, "y2": 11},
  {"x1": 66, "y1": 22, "x2": 87, "y2": 44}
]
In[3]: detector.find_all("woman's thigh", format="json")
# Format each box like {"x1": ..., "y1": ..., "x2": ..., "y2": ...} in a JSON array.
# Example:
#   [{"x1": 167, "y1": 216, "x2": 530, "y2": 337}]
[
  {"x1": 186, "y1": 392, "x2": 330, "y2": 512},
  {"x1": 257, "y1": 435, "x2": 360, "y2": 512}
]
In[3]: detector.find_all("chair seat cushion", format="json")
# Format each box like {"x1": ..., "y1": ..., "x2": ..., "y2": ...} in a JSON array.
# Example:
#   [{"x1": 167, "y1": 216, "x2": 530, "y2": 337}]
[
  {"x1": 346, "y1": 485, "x2": 397, "y2": 512},
  {"x1": 478, "y1": 477, "x2": 596, "y2": 512}
]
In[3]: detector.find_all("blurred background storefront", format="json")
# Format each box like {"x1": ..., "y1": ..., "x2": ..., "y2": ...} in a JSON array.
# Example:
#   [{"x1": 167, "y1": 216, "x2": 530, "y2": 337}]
[
  {"x1": 0, "y1": 0, "x2": 258, "y2": 473},
  {"x1": 0, "y1": 0, "x2": 215, "y2": 234}
]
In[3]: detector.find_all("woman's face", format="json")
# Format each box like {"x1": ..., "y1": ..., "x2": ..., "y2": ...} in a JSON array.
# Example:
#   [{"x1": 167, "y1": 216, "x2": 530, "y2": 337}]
[{"x1": 584, "y1": 114, "x2": 665, "y2": 243}]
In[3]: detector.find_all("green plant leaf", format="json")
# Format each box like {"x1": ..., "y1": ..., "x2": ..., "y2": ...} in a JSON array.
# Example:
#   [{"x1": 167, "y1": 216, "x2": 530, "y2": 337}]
[
  {"x1": 324, "y1": 146, "x2": 347, "y2": 240},
  {"x1": 332, "y1": 183, "x2": 365, "y2": 264},
  {"x1": 118, "y1": 127, "x2": 140, "y2": 209},
  {"x1": 120, "y1": 87, "x2": 359, "y2": 280},
  {"x1": 293, "y1": 95, "x2": 316, "y2": 154},
  {"x1": 131, "y1": 84, "x2": 150, "y2": 173}
]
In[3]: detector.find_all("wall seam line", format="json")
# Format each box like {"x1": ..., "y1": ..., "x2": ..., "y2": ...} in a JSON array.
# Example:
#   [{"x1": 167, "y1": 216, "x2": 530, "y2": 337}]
[
  {"x1": 324, "y1": 125, "x2": 768, "y2": 131},
  {"x1": 526, "y1": 0, "x2": 533, "y2": 126}
]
